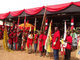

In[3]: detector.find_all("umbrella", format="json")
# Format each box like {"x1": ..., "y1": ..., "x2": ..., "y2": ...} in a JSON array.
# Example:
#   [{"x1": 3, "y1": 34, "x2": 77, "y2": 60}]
[{"x1": 19, "y1": 23, "x2": 34, "y2": 30}]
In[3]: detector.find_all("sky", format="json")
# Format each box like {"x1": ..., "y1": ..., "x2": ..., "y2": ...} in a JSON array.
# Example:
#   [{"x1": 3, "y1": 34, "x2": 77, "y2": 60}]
[{"x1": 0, "y1": 0, "x2": 80, "y2": 13}]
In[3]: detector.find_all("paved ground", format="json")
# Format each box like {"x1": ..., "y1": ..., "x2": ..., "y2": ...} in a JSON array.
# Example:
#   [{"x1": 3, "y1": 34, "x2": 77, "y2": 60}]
[{"x1": 0, "y1": 40, "x2": 79, "y2": 60}]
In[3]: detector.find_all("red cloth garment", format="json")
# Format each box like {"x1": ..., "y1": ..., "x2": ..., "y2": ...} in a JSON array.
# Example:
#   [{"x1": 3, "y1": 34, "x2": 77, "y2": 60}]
[
  {"x1": 0, "y1": 12, "x2": 9, "y2": 19},
  {"x1": 10, "y1": 10, "x2": 24, "y2": 17},
  {"x1": 43, "y1": 35, "x2": 47, "y2": 46},
  {"x1": 34, "y1": 34, "x2": 38, "y2": 44},
  {"x1": 9, "y1": 32, "x2": 13, "y2": 44},
  {"x1": 52, "y1": 30, "x2": 60, "y2": 49},
  {"x1": 66, "y1": 36, "x2": 72, "y2": 50},
  {"x1": 0, "y1": 31, "x2": 2, "y2": 39},
  {"x1": 13, "y1": 33, "x2": 16, "y2": 43},
  {"x1": 27, "y1": 34, "x2": 33, "y2": 48},
  {"x1": 25, "y1": 6, "x2": 43, "y2": 15},
  {"x1": 39, "y1": 34, "x2": 43, "y2": 51}
]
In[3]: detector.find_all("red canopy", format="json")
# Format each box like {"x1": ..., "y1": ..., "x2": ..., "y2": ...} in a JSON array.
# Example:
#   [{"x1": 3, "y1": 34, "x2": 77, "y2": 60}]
[
  {"x1": 0, "y1": 12, "x2": 9, "y2": 19},
  {"x1": 0, "y1": 1, "x2": 80, "y2": 19},
  {"x1": 46, "y1": 2, "x2": 80, "y2": 12},
  {"x1": 10, "y1": 9, "x2": 24, "y2": 17},
  {"x1": 25, "y1": 6, "x2": 44, "y2": 15}
]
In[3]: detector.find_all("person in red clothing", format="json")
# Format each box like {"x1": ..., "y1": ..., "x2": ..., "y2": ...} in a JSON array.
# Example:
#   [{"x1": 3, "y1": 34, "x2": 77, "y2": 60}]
[
  {"x1": 42, "y1": 31, "x2": 47, "y2": 55},
  {"x1": 8, "y1": 29, "x2": 13, "y2": 49},
  {"x1": 52, "y1": 27, "x2": 60, "y2": 60},
  {"x1": 13, "y1": 30, "x2": 17, "y2": 50},
  {"x1": 64, "y1": 31, "x2": 72, "y2": 60},
  {"x1": 39, "y1": 31, "x2": 43, "y2": 56},
  {"x1": 34, "y1": 31, "x2": 38, "y2": 53},
  {"x1": 0, "y1": 27, "x2": 2, "y2": 39},
  {"x1": 27, "y1": 31, "x2": 33, "y2": 54}
]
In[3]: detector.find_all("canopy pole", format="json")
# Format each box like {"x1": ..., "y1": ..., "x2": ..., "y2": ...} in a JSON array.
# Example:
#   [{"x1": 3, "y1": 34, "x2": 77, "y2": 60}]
[{"x1": 34, "y1": 17, "x2": 37, "y2": 32}]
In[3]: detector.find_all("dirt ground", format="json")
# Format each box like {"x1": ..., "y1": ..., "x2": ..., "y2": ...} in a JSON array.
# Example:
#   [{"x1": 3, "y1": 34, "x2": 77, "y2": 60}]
[{"x1": 0, "y1": 40, "x2": 79, "y2": 60}]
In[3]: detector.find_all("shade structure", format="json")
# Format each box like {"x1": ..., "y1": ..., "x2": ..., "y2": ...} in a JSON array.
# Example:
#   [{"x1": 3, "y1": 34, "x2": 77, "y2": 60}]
[
  {"x1": 19, "y1": 23, "x2": 34, "y2": 30},
  {"x1": 0, "y1": 1, "x2": 80, "y2": 20}
]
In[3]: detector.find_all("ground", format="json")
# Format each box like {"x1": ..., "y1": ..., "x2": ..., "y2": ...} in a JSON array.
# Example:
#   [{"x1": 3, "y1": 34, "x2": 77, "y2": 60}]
[{"x1": 0, "y1": 40, "x2": 79, "y2": 60}]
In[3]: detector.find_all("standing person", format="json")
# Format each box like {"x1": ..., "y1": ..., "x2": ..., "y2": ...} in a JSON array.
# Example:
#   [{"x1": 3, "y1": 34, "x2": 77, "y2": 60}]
[
  {"x1": 64, "y1": 31, "x2": 72, "y2": 60},
  {"x1": 70, "y1": 30, "x2": 77, "y2": 50},
  {"x1": 42, "y1": 31, "x2": 47, "y2": 55},
  {"x1": 13, "y1": 30, "x2": 17, "y2": 50},
  {"x1": 27, "y1": 31, "x2": 33, "y2": 54},
  {"x1": 8, "y1": 29, "x2": 13, "y2": 49},
  {"x1": 0, "y1": 27, "x2": 2, "y2": 39},
  {"x1": 34, "y1": 31, "x2": 38, "y2": 53},
  {"x1": 52, "y1": 27, "x2": 60, "y2": 60},
  {"x1": 39, "y1": 31, "x2": 43, "y2": 56},
  {"x1": 76, "y1": 34, "x2": 80, "y2": 60},
  {"x1": 18, "y1": 30, "x2": 22, "y2": 50}
]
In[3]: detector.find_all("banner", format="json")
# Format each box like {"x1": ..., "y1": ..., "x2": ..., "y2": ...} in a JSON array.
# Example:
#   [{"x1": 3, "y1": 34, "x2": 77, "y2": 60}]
[{"x1": 45, "y1": 20, "x2": 52, "y2": 52}]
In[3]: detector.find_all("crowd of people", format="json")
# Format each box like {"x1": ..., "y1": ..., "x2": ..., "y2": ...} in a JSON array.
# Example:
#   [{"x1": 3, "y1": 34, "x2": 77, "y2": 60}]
[{"x1": 1, "y1": 23, "x2": 80, "y2": 60}]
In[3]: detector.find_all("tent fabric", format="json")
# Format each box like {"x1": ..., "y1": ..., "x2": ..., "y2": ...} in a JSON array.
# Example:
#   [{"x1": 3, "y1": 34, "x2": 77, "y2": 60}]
[
  {"x1": 10, "y1": 10, "x2": 24, "y2": 17},
  {"x1": 46, "y1": 2, "x2": 80, "y2": 12},
  {"x1": 25, "y1": 6, "x2": 44, "y2": 15},
  {"x1": 0, "y1": 2, "x2": 80, "y2": 19},
  {"x1": 0, "y1": 12, "x2": 9, "y2": 19}
]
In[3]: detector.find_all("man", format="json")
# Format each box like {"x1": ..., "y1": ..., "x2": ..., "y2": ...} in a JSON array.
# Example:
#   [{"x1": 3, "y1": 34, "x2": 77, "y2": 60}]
[
  {"x1": 70, "y1": 30, "x2": 77, "y2": 50},
  {"x1": 34, "y1": 31, "x2": 38, "y2": 53},
  {"x1": 52, "y1": 27, "x2": 60, "y2": 60},
  {"x1": 42, "y1": 31, "x2": 47, "y2": 55},
  {"x1": 39, "y1": 31, "x2": 43, "y2": 56},
  {"x1": 65, "y1": 31, "x2": 72, "y2": 60}
]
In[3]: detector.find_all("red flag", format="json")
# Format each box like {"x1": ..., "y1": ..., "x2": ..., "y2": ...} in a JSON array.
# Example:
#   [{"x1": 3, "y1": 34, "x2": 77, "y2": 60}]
[
  {"x1": 27, "y1": 20, "x2": 29, "y2": 23},
  {"x1": 71, "y1": 17, "x2": 74, "y2": 30},
  {"x1": 45, "y1": 19, "x2": 48, "y2": 31}
]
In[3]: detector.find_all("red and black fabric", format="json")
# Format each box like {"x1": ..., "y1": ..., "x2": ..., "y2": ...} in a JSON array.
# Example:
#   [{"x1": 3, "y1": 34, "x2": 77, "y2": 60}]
[
  {"x1": 46, "y1": 2, "x2": 80, "y2": 12},
  {"x1": 71, "y1": 17, "x2": 74, "y2": 30},
  {"x1": 10, "y1": 10, "x2": 24, "y2": 17},
  {"x1": 45, "y1": 19, "x2": 48, "y2": 31},
  {"x1": 25, "y1": 6, "x2": 44, "y2": 15},
  {"x1": 0, "y1": 12, "x2": 9, "y2": 19}
]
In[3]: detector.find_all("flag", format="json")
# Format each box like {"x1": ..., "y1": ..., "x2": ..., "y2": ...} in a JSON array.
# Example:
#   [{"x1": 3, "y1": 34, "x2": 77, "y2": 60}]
[
  {"x1": 27, "y1": 20, "x2": 29, "y2": 23},
  {"x1": 45, "y1": 19, "x2": 48, "y2": 31},
  {"x1": 45, "y1": 20, "x2": 52, "y2": 52},
  {"x1": 29, "y1": 26, "x2": 31, "y2": 32},
  {"x1": 71, "y1": 17, "x2": 74, "y2": 30},
  {"x1": 40, "y1": 7, "x2": 46, "y2": 32},
  {"x1": 64, "y1": 21, "x2": 66, "y2": 40},
  {"x1": 3, "y1": 25, "x2": 8, "y2": 50},
  {"x1": 61, "y1": 21, "x2": 67, "y2": 55},
  {"x1": 3, "y1": 23, "x2": 12, "y2": 52}
]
